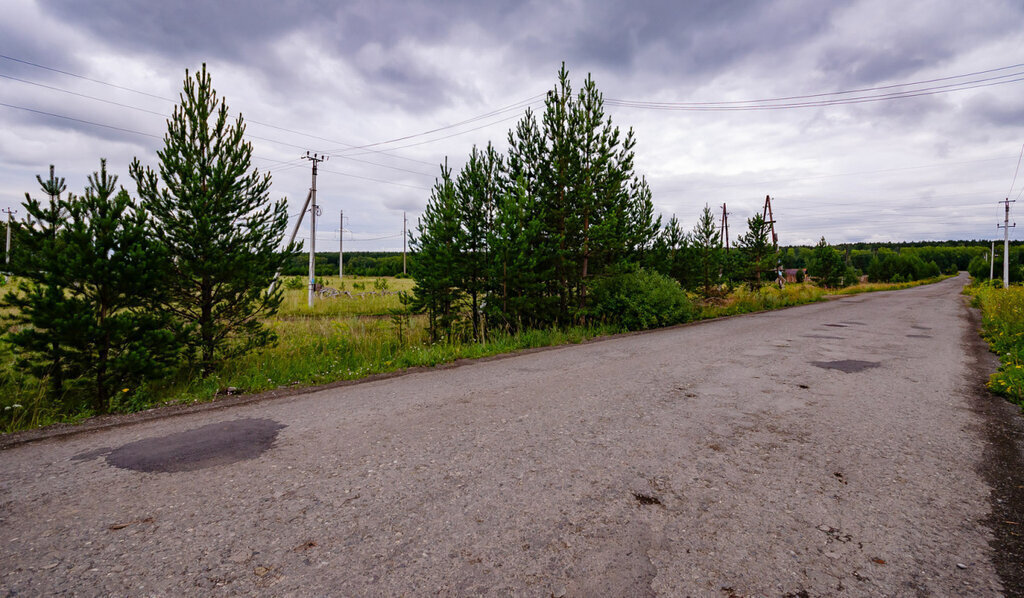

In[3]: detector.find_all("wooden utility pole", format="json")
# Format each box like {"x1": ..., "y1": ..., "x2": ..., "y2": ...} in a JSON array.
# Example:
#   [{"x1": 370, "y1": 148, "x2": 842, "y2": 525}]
[
  {"x1": 720, "y1": 203, "x2": 730, "y2": 251},
  {"x1": 402, "y1": 211, "x2": 407, "y2": 275},
  {"x1": 303, "y1": 152, "x2": 328, "y2": 307},
  {"x1": 762, "y1": 194, "x2": 778, "y2": 249},
  {"x1": 268, "y1": 190, "x2": 312, "y2": 294},
  {"x1": 339, "y1": 209, "x2": 344, "y2": 280},
  {"x1": 999, "y1": 198, "x2": 1016, "y2": 288}
]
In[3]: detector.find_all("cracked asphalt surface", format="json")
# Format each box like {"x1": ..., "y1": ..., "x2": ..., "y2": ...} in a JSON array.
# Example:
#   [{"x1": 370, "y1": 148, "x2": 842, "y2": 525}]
[{"x1": 2, "y1": 273, "x2": 1022, "y2": 596}]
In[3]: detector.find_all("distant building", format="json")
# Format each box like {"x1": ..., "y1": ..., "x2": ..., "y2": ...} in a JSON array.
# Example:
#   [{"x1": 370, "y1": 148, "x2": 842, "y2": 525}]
[{"x1": 784, "y1": 268, "x2": 806, "y2": 283}]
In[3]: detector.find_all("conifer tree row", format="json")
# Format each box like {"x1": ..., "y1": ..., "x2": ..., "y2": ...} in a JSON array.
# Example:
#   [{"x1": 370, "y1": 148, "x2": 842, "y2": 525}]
[
  {"x1": 410, "y1": 65, "x2": 663, "y2": 336},
  {"x1": 2, "y1": 65, "x2": 293, "y2": 413}
]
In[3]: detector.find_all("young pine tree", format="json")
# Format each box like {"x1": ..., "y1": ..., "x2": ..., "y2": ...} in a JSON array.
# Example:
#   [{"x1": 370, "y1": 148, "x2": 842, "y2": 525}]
[
  {"x1": 409, "y1": 161, "x2": 465, "y2": 342},
  {"x1": 692, "y1": 205, "x2": 723, "y2": 297},
  {"x1": 455, "y1": 143, "x2": 502, "y2": 341},
  {"x1": 2, "y1": 166, "x2": 73, "y2": 403},
  {"x1": 655, "y1": 213, "x2": 692, "y2": 285},
  {"x1": 130, "y1": 65, "x2": 293, "y2": 375},
  {"x1": 806, "y1": 236, "x2": 846, "y2": 288},
  {"x1": 57, "y1": 161, "x2": 178, "y2": 411},
  {"x1": 737, "y1": 212, "x2": 774, "y2": 287},
  {"x1": 487, "y1": 175, "x2": 548, "y2": 332}
]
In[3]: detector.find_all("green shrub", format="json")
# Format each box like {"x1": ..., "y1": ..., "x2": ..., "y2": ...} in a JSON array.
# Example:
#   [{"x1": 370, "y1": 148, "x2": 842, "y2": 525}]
[
  {"x1": 587, "y1": 268, "x2": 694, "y2": 331},
  {"x1": 284, "y1": 276, "x2": 303, "y2": 290},
  {"x1": 842, "y1": 267, "x2": 861, "y2": 287}
]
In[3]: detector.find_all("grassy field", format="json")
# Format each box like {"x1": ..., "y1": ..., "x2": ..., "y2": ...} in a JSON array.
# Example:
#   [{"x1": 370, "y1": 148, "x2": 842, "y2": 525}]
[
  {"x1": 965, "y1": 281, "x2": 1024, "y2": 405},
  {"x1": 1, "y1": 275, "x2": 954, "y2": 433},
  {"x1": 276, "y1": 275, "x2": 416, "y2": 317}
]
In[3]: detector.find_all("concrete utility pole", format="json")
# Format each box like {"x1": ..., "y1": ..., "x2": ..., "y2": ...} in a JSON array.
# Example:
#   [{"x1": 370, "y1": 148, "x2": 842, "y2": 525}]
[
  {"x1": 720, "y1": 203, "x2": 730, "y2": 251},
  {"x1": 402, "y1": 211, "x2": 407, "y2": 275},
  {"x1": 1000, "y1": 198, "x2": 1016, "y2": 288},
  {"x1": 339, "y1": 209, "x2": 344, "y2": 281},
  {"x1": 991, "y1": 240, "x2": 995, "y2": 281},
  {"x1": 3, "y1": 207, "x2": 15, "y2": 282},
  {"x1": 303, "y1": 152, "x2": 328, "y2": 307}
]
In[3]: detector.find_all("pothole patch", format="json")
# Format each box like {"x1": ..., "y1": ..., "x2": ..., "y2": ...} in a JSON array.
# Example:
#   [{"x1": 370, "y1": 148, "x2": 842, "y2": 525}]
[
  {"x1": 810, "y1": 360, "x2": 880, "y2": 373},
  {"x1": 106, "y1": 418, "x2": 286, "y2": 473}
]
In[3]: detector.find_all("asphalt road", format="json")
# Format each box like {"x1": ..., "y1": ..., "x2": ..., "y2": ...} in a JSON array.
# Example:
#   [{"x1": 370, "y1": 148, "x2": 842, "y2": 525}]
[{"x1": 2, "y1": 273, "x2": 1023, "y2": 597}]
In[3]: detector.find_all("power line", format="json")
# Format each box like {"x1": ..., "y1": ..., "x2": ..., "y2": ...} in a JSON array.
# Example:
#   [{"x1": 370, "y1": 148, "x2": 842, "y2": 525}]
[
  {"x1": 1, "y1": 72, "x2": 435, "y2": 178},
  {"x1": 607, "y1": 69, "x2": 1024, "y2": 111},
  {"x1": 0, "y1": 53, "x2": 434, "y2": 167},
  {"x1": 295, "y1": 233, "x2": 402, "y2": 242},
  {"x1": 319, "y1": 167, "x2": 430, "y2": 191},
  {"x1": 0, "y1": 53, "x2": 172, "y2": 101},
  {"x1": 609, "y1": 62, "x2": 1024, "y2": 108},
  {"x1": 1009, "y1": 142, "x2": 1024, "y2": 198},
  {"x1": 327, "y1": 93, "x2": 544, "y2": 154},
  {"x1": 342, "y1": 109, "x2": 533, "y2": 157},
  {"x1": 0, "y1": 101, "x2": 163, "y2": 139},
  {"x1": 677, "y1": 156, "x2": 1014, "y2": 193}
]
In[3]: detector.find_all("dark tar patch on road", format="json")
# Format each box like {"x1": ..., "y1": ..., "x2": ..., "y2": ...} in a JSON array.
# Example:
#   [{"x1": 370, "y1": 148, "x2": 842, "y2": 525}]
[
  {"x1": 823, "y1": 323, "x2": 849, "y2": 328},
  {"x1": 907, "y1": 334, "x2": 932, "y2": 339},
  {"x1": 801, "y1": 334, "x2": 845, "y2": 340},
  {"x1": 810, "y1": 360, "x2": 880, "y2": 373},
  {"x1": 104, "y1": 418, "x2": 286, "y2": 473}
]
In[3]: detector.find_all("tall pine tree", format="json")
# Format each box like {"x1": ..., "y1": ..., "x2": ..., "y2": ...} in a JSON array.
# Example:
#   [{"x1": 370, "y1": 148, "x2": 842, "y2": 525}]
[
  {"x1": 455, "y1": 143, "x2": 502, "y2": 341},
  {"x1": 409, "y1": 161, "x2": 464, "y2": 341},
  {"x1": 130, "y1": 65, "x2": 293, "y2": 374},
  {"x1": 486, "y1": 175, "x2": 548, "y2": 332}
]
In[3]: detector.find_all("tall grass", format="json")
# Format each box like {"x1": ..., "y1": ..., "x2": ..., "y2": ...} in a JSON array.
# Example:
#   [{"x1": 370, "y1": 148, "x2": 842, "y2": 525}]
[
  {"x1": 697, "y1": 283, "x2": 825, "y2": 319},
  {"x1": 966, "y1": 282, "x2": 1024, "y2": 405}
]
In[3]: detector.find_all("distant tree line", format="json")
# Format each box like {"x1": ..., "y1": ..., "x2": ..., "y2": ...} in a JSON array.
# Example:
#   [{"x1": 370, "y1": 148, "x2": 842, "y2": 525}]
[
  {"x1": 1, "y1": 66, "x2": 290, "y2": 415},
  {"x1": 779, "y1": 243, "x2": 990, "y2": 283},
  {"x1": 280, "y1": 252, "x2": 412, "y2": 278}
]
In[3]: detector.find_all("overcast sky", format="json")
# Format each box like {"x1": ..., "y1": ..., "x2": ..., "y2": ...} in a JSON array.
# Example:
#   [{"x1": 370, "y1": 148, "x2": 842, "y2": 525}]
[{"x1": 2, "y1": 0, "x2": 1023, "y2": 251}]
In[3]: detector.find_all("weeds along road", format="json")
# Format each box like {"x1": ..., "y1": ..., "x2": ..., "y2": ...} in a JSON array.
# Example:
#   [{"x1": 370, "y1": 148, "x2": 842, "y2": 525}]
[{"x1": 2, "y1": 272, "x2": 1023, "y2": 597}]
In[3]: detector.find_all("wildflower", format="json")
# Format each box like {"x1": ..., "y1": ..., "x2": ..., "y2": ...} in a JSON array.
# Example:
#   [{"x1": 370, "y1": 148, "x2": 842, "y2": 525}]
[
  {"x1": 13, "y1": 404, "x2": 22, "y2": 409},
  {"x1": 122, "y1": 388, "x2": 130, "y2": 393}
]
